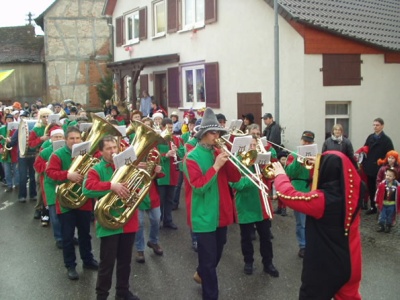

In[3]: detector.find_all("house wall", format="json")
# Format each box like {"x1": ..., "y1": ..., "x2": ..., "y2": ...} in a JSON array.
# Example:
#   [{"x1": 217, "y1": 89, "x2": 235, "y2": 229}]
[
  {"x1": 0, "y1": 63, "x2": 45, "y2": 103},
  {"x1": 43, "y1": 0, "x2": 111, "y2": 108},
  {"x1": 112, "y1": 0, "x2": 400, "y2": 150}
]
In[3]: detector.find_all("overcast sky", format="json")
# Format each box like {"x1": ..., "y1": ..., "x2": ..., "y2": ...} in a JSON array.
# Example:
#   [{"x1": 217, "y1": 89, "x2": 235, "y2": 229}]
[{"x1": 0, "y1": 1, "x2": 56, "y2": 34}]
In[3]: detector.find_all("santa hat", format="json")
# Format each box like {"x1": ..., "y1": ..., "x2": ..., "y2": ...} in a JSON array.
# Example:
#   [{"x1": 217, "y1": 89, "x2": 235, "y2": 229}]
[{"x1": 152, "y1": 112, "x2": 164, "y2": 120}]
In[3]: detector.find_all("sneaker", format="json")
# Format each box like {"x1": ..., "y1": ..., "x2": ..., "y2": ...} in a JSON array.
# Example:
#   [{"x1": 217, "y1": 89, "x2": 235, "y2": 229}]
[
  {"x1": 1, "y1": 179, "x2": 7, "y2": 186},
  {"x1": 264, "y1": 263, "x2": 279, "y2": 277},
  {"x1": 83, "y1": 259, "x2": 99, "y2": 270},
  {"x1": 135, "y1": 251, "x2": 145, "y2": 263},
  {"x1": 244, "y1": 263, "x2": 253, "y2": 275},
  {"x1": 163, "y1": 222, "x2": 178, "y2": 230},
  {"x1": 18, "y1": 197, "x2": 27, "y2": 203},
  {"x1": 298, "y1": 248, "x2": 305, "y2": 258},
  {"x1": 281, "y1": 208, "x2": 287, "y2": 216},
  {"x1": 30, "y1": 196, "x2": 37, "y2": 201},
  {"x1": 67, "y1": 267, "x2": 79, "y2": 280},
  {"x1": 33, "y1": 210, "x2": 41, "y2": 219},
  {"x1": 193, "y1": 271, "x2": 202, "y2": 284},
  {"x1": 115, "y1": 291, "x2": 140, "y2": 300},
  {"x1": 384, "y1": 225, "x2": 391, "y2": 233},
  {"x1": 147, "y1": 241, "x2": 163, "y2": 256},
  {"x1": 376, "y1": 224, "x2": 385, "y2": 232},
  {"x1": 56, "y1": 241, "x2": 63, "y2": 249},
  {"x1": 5, "y1": 187, "x2": 12, "y2": 193},
  {"x1": 41, "y1": 215, "x2": 50, "y2": 227}
]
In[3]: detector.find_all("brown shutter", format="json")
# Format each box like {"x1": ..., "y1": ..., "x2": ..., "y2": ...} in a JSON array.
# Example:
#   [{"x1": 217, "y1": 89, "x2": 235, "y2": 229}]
[
  {"x1": 167, "y1": 67, "x2": 180, "y2": 107},
  {"x1": 205, "y1": 62, "x2": 220, "y2": 108},
  {"x1": 167, "y1": 0, "x2": 179, "y2": 33},
  {"x1": 323, "y1": 54, "x2": 361, "y2": 86},
  {"x1": 205, "y1": 0, "x2": 217, "y2": 24},
  {"x1": 139, "y1": 7, "x2": 147, "y2": 40},
  {"x1": 115, "y1": 16, "x2": 124, "y2": 47},
  {"x1": 140, "y1": 74, "x2": 149, "y2": 96}
]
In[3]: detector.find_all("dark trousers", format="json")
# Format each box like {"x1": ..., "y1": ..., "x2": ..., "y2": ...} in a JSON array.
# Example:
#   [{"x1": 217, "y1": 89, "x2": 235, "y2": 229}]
[
  {"x1": 18, "y1": 156, "x2": 36, "y2": 199},
  {"x1": 96, "y1": 233, "x2": 136, "y2": 300},
  {"x1": 239, "y1": 219, "x2": 273, "y2": 267},
  {"x1": 367, "y1": 175, "x2": 377, "y2": 209},
  {"x1": 0, "y1": 162, "x2": 4, "y2": 180},
  {"x1": 59, "y1": 210, "x2": 93, "y2": 268},
  {"x1": 172, "y1": 172, "x2": 184, "y2": 208},
  {"x1": 158, "y1": 185, "x2": 176, "y2": 225},
  {"x1": 196, "y1": 227, "x2": 228, "y2": 300}
]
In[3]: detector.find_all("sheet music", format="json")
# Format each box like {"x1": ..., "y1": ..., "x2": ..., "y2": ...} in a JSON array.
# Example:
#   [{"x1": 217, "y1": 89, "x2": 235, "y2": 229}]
[
  {"x1": 48, "y1": 114, "x2": 60, "y2": 124},
  {"x1": 7, "y1": 122, "x2": 19, "y2": 131},
  {"x1": 71, "y1": 141, "x2": 91, "y2": 158},
  {"x1": 297, "y1": 144, "x2": 318, "y2": 157},
  {"x1": 79, "y1": 123, "x2": 93, "y2": 132},
  {"x1": 228, "y1": 119, "x2": 243, "y2": 131},
  {"x1": 231, "y1": 136, "x2": 252, "y2": 154},
  {"x1": 94, "y1": 112, "x2": 105, "y2": 119},
  {"x1": 53, "y1": 140, "x2": 65, "y2": 151},
  {"x1": 113, "y1": 146, "x2": 137, "y2": 169},
  {"x1": 255, "y1": 152, "x2": 271, "y2": 165},
  {"x1": 116, "y1": 125, "x2": 127, "y2": 137}
]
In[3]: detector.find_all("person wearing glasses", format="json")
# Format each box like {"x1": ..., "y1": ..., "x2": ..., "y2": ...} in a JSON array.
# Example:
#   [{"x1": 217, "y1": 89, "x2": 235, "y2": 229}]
[
  {"x1": 28, "y1": 108, "x2": 52, "y2": 219},
  {"x1": 183, "y1": 108, "x2": 241, "y2": 300}
]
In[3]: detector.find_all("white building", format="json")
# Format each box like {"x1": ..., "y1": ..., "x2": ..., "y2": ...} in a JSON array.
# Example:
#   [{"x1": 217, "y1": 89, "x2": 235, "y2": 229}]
[{"x1": 103, "y1": 0, "x2": 400, "y2": 150}]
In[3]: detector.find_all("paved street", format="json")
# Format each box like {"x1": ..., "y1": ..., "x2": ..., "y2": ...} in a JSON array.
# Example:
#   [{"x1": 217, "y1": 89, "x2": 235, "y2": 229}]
[{"x1": 0, "y1": 185, "x2": 400, "y2": 300}]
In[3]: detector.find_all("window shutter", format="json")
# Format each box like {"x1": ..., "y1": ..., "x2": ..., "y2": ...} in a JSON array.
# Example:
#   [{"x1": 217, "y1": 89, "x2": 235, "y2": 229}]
[
  {"x1": 115, "y1": 16, "x2": 124, "y2": 47},
  {"x1": 205, "y1": 62, "x2": 220, "y2": 108},
  {"x1": 167, "y1": 67, "x2": 180, "y2": 107},
  {"x1": 139, "y1": 7, "x2": 147, "y2": 40},
  {"x1": 140, "y1": 74, "x2": 149, "y2": 96},
  {"x1": 323, "y1": 54, "x2": 361, "y2": 86},
  {"x1": 167, "y1": 0, "x2": 179, "y2": 33},
  {"x1": 205, "y1": 0, "x2": 217, "y2": 24}
]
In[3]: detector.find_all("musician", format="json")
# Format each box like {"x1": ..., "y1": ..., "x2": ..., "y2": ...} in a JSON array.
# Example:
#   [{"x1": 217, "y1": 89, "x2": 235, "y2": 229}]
[
  {"x1": 183, "y1": 107, "x2": 241, "y2": 300},
  {"x1": 157, "y1": 118, "x2": 184, "y2": 229},
  {"x1": 110, "y1": 106, "x2": 125, "y2": 126},
  {"x1": 152, "y1": 111, "x2": 164, "y2": 130},
  {"x1": 284, "y1": 131, "x2": 315, "y2": 259},
  {"x1": 29, "y1": 108, "x2": 52, "y2": 219},
  {"x1": 82, "y1": 135, "x2": 140, "y2": 300},
  {"x1": 271, "y1": 151, "x2": 363, "y2": 300},
  {"x1": 230, "y1": 137, "x2": 278, "y2": 277},
  {"x1": 34, "y1": 127, "x2": 64, "y2": 228},
  {"x1": 46, "y1": 126, "x2": 98, "y2": 280},
  {"x1": 0, "y1": 114, "x2": 19, "y2": 193}
]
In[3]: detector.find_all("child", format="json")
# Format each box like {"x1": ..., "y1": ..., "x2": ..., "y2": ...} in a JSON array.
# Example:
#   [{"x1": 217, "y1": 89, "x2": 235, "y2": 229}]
[
  {"x1": 273, "y1": 151, "x2": 289, "y2": 216},
  {"x1": 376, "y1": 150, "x2": 400, "y2": 185},
  {"x1": 375, "y1": 168, "x2": 400, "y2": 233}
]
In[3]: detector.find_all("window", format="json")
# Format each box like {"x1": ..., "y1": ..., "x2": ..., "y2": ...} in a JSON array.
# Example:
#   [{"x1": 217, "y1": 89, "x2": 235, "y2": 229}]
[
  {"x1": 182, "y1": 0, "x2": 205, "y2": 30},
  {"x1": 153, "y1": 1, "x2": 166, "y2": 37},
  {"x1": 322, "y1": 54, "x2": 362, "y2": 86},
  {"x1": 182, "y1": 65, "x2": 205, "y2": 108},
  {"x1": 125, "y1": 11, "x2": 140, "y2": 44},
  {"x1": 325, "y1": 102, "x2": 350, "y2": 138}
]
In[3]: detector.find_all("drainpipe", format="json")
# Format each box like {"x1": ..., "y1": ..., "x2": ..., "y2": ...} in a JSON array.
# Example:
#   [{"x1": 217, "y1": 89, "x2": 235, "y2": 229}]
[{"x1": 274, "y1": 0, "x2": 280, "y2": 123}]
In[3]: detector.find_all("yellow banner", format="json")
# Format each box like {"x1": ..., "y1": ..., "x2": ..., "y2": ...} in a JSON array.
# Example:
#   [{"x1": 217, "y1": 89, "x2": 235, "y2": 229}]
[{"x1": 0, "y1": 69, "x2": 14, "y2": 82}]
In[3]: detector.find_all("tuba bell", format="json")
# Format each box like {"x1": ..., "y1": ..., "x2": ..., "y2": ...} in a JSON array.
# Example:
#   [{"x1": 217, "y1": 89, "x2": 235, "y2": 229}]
[
  {"x1": 57, "y1": 113, "x2": 122, "y2": 209},
  {"x1": 95, "y1": 120, "x2": 166, "y2": 230}
]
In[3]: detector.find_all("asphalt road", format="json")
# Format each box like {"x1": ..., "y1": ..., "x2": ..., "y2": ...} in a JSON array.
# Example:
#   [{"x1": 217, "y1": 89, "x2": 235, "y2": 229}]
[{"x1": 0, "y1": 185, "x2": 399, "y2": 300}]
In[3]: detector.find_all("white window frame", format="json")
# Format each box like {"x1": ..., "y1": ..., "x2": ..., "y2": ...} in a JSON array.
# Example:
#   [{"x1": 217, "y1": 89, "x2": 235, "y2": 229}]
[
  {"x1": 125, "y1": 10, "x2": 140, "y2": 45},
  {"x1": 325, "y1": 101, "x2": 351, "y2": 138},
  {"x1": 152, "y1": 0, "x2": 166, "y2": 38},
  {"x1": 181, "y1": 64, "x2": 206, "y2": 109},
  {"x1": 182, "y1": 0, "x2": 205, "y2": 31}
]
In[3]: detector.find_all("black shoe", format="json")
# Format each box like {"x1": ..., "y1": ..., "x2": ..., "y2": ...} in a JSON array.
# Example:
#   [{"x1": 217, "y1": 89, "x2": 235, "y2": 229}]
[
  {"x1": 56, "y1": 241, "x2": 63, "y2": 249},
  {"x1": 264, "y1": 264, "x2": 279, "y2": 277},
  {"x1": 67, "y1": 267, "x2": 79, "y2": 280},
  {"x1": 83, "y1": 259, "x2": 99, "y2": 270},
  {"x1": 385, "y1": 225, "x2": 391, "y2": 233},
  {"x1": 298, "y1": 248, "x2": 305, "y2": 258},
  {"x1": 274, "y1": 208, "x2": 282, "y2": 215},
  {"x1": 244, "y1": 263, "x2": 253, "y2": 275},
  {"x1": 366, "y1": 208, "x2": 377, "y2": 215},
  {"x1": 163, "y1": 223, "x2": 178, "y2": 230},
  {"x1": 281, "y1": 208, "x2": 287, "y2": 216},
  {"x1": 361, "y1": 202, "x2": 368, "y2": 210},
  {"x1": 33, "y1": 210, "x2": 41, "y2": 219},
  {"x1": 115, "y1": 291, "x2": 140, "y2": 300}
]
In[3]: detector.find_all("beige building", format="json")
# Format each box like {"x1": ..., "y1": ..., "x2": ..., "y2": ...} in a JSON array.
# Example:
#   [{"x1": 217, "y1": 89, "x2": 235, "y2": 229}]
[
  {"x1": 35, "y1": 0, "x2": 111, "y2": 108},
  {"x1": 104, "y1": 0, "x2": 400, "y2": 150}
]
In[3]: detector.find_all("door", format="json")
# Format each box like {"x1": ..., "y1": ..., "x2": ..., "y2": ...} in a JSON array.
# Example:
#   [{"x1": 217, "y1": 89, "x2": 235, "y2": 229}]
[
  {"x1": 154, "y1": 73, "x2": 168, "y2": 111},
  {"x1": 237, "y1": 93, "x2": 263, "y2": 128}
]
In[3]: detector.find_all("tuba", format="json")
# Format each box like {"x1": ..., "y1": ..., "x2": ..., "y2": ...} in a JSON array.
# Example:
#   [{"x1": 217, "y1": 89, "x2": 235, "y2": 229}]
[
  {"x1": 95, "y1": 120, "x2": 166, "y2": 230},
  {"x1": 57, "y1": 113, "x2": 122, "y2": 209}
]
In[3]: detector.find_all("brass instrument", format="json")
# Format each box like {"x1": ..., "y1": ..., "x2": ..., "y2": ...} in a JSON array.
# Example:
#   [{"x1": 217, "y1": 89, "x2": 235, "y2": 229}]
[
  {"x1": 57, "y1": 113, "x2": 123, "y2": 209},
  {"x1": 255, "y1": 138, "x2": 275, "y2": 179},
  {"x1": 44, "y1": 108, "x2": 68, "y2": 136},
  {"x1": 1, "y1": 126, "x2": 12, "y2": 161},
  {"x1": 95, "y1": 120, "x2": 166, "y2": 229}
]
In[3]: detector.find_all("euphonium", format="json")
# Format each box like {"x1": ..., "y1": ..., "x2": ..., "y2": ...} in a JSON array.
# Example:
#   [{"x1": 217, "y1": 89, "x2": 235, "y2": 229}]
[
  {"x1": 95, "y1": 120, "x2": 166, "y2": 229},
  {"x1": 57, "y1": 113, "x2": 122, "y2": 209}
]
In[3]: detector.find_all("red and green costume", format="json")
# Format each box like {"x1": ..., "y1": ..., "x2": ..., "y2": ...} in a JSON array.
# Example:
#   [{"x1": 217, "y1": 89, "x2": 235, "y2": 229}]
[
  {"x1": 28, "y1": 125, "x2": 46, "y2": 152},
  {"x1": 157, "y1": 135, "x2": 184, "y2": 186},
  {"x1": 34, "y1": 144, "x2": 54, "y2": 206},
  {"x1": 83, "y1": 158, "x2": 138, "y2": 238}
]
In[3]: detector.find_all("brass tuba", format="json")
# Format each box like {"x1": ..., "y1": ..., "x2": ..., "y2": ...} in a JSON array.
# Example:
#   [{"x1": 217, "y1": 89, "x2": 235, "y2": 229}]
[
  {"x1": 95, "y1": 120, "x2": 166, "y2": 230},
  {"x1": 57, "y1": 113, "x2": 122, "y2": 209}
]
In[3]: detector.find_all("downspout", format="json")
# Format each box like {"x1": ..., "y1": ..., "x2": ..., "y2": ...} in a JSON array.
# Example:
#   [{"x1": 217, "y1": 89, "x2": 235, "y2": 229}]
[{"x1": 274, "y1": 0, "x2": 280, "y2": 123}]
